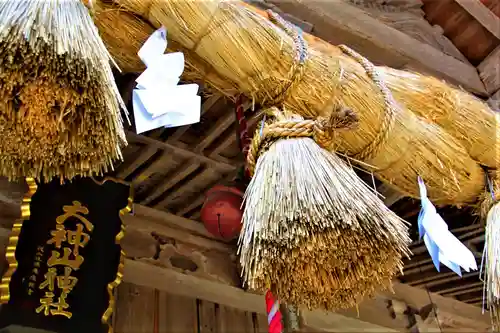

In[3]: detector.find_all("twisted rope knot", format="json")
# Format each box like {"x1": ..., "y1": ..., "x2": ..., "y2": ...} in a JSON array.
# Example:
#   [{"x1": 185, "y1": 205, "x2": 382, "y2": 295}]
[
  {"x1": 313, "y1": 107, "x2": 359, "y2": 150},
  {"x1": 246, "y1": 107, "x2": 358, "y2": 176}
]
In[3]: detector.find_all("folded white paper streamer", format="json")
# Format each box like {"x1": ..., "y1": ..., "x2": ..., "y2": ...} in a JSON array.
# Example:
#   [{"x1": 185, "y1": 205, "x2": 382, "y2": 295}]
[
  {"x1": 133, "y1": 27, "x2": 201, "y2": 134},
  {"x1": 417, "y1": 177, "x2": 478, "y2": 276}
]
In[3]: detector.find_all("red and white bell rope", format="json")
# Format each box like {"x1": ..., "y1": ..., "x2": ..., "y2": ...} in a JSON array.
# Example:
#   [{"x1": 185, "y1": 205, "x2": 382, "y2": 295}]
[{"x1": 265, "y1": 290, "x2": 283, "y2": 333}]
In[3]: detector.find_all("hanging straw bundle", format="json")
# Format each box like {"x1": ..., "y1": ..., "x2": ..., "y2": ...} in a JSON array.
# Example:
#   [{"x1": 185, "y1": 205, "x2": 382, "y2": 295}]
[
  {"x1": 95, "y1": 4, "x2": 499, "y2": 170},
  {"x1": 239, "y1": 108, "x2": 412, "y2": 310},
  {"x1": 0, "y1": 0, "x2": 126, "y2": 181},
  {"x1": 479, "y1": 171, "x2": 500, "y2": 331},
  {"x1": 110, "y1": 0, "x2": 486, "y2": 205}
]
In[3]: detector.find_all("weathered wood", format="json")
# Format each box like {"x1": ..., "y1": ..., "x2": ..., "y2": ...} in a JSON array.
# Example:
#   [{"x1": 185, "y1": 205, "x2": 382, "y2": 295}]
[
  {"x1": 122, "y1": 259, "x2": 491, "y2": 332},
  {"x1": 246, "y1": 0, "x2": 314, "y2": 32},
  {"x1": 487, "y1": 88, "x2": 500, "y2": 110},
  {"x1": 194, "y1": 110, "x2": 235, "y2": 153},
  {"x1": 121, "y1": 228, "x2": 157, "y2": 259},
  {"x1": 131, "y1": 153, "x2": 172, "y2": 187},
  {"x1": 384, "y1": 282, "x2": 487, "y2": 331},
  {"x1": 0, "y1": 214, "x2": 490, "y2": 332},
  {"x1": 199, "y1": 300, "x2": 217, "y2": 333},
  {"x1": 438, "y1": 281, "x2": 484, "y2": 296},
  {"x1": 141, "y1": 162, "x2": 200, "y2": 205},
  {"x1": 117, "y1": 146, "x2": 158, "y2": 180},
  {"x1": 158, "y1": 292, "x2": 197, "y2": 333},
  {"x1": 154, "y1": 168, "x2": 221, "y2": 210},
  {"x1": 114, "y1": 283, "x2": 156, "y2": 333},
  {"x1": 478, "y1": 45, "x2": 500, "y2": 95},
  {"x1": 345, "y1": 0, "x2": 470, "y2": 63},
  {"x1": 124, "y1": 205, "x2": 240, "y2": 286},
  {"x1": 378, "y1": 183, "x2": 404, "y2": 207},
  {"x1": 0, "y1": 178, "x2": 25, "y2": 206},
  {"x1": 124, "y1": 214, "x2": 233, "y2": 253},
  {"x1": 126, "y1": 132, "x2": 236, "y2": 172},
  {"x1": 266, "y1": 0, "x2": 487, "y2": 95},
  {"x1": 454, "y1": 0, "x2": 500, "y2": 39},
  {"x1": 219, "y1": 306, "x2": 253, "y2": 333},
  {"x1": 254, "y1": 314, "x2": 268, "y2": 333},
  {"x1": 132, "y1": 204, "x2": 217, "y2": 240},
  {"x1": 158, "y1": 242, "x2": 240, "y2": 286}
]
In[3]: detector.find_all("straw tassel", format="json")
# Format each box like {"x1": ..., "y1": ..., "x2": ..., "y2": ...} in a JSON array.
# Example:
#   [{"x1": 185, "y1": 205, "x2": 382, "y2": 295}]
[
  {"x1": 480, "y1": 172, "x2": 500, "y2": 331},
  {"x1": 0, "y1": 0, "x2": 127, "y2": 181},
  {"x1": 239, "y1": 108, "x2": 412, "y2": 310}
]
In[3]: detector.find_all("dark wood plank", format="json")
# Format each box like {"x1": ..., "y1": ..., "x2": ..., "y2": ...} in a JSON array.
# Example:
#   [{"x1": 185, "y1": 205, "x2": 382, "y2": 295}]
[
  {"x1": 254, "y1": 314, "x2": 268, "y2": 333},
  {"x1": 114, "y1": 283, "x2": 156, "y2": 333},
  {"x1": 158, "y1": 292, "x2": 197, "y2": 333},
  {"x1": 199, "y1": 300, "x2": 217, "y2": 333}
]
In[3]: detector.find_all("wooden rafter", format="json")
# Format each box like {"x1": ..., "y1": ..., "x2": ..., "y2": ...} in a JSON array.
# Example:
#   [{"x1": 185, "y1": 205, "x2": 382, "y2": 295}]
[{"x1": 454, "y1": 0, "x2": 500, "y2": 40}]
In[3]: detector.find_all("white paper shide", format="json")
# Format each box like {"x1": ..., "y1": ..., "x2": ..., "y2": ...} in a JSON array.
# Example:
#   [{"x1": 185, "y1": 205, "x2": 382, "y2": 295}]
[
  {"x1": 417, "y1": 177, "x2": 478, "y2": 276},
  {"x1": 133, "y1": 27, "x2": 201, "y2": 134}
]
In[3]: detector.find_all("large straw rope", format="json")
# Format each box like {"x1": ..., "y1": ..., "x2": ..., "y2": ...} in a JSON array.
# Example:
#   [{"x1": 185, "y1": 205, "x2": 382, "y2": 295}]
[
  {"x1": 107, "y1": 0, "x2": 485, "y2": 205},
  {"x1": 94, "y1": 2, "x2": 498, "y2": 171}
]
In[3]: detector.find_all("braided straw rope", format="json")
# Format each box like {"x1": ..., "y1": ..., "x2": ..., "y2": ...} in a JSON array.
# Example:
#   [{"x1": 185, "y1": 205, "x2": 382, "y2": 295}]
[
  {"x1": 338, "y1": 45, "x2": 398, "y2": 162},
  {"x1": 247, "y1": 107, "x2": 358, "y2": 176},
  {"x1": 264, "y1": 10, "x2": 307, "y2": 107}
]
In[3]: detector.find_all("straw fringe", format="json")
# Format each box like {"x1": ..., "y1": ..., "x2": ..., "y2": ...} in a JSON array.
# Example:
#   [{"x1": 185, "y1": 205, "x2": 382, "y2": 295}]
[
  {"x1": 104, "y1": 0, "x2": 486, "y2": 205},
  {"x1": 0, "y1": 0, "x2": 126, "y2": 181},
  {"x1": 240, "y1": 133, "x2": 411, "y2": 309},
  {"x1": 476, "y1": 170, "x2": 500, "y2": 330},
  {"x1": 483, "y1": 202, "x2": 500, "y2": 331}
]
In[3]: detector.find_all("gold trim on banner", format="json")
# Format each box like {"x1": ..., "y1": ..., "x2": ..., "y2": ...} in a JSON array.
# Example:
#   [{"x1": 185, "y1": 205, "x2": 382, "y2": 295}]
[
  {"x1": 0, "y1": 177, "x2": 38, "y2": 303},
  {"x1": 92, "y1": 177, "x2": 133, "y2": 333}
]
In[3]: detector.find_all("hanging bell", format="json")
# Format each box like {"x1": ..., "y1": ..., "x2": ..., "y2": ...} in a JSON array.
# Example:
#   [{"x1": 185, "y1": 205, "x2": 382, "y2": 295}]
[{"x1": 200, "y1": 184, "x2": 244, "y2": 240}]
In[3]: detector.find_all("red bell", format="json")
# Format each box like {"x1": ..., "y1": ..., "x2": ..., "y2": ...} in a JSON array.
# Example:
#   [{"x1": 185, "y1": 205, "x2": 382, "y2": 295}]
[{"x1": 200, "y1": 185, "x2": 244, "y2": 240}]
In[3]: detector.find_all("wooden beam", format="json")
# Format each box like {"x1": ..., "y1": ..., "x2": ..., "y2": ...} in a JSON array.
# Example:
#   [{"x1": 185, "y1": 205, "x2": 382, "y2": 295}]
[
  {"x1": 126, "y1": 131, "x2": 236, "y2": 172},
  {"x1": 383, "y1": 282, "x2": 489, "y2": 331},
  {"x1": 487, "y1": 87, "x2": 500, "y2": 111},
  {"x1": 378, "y1": 183, "x2": 404, "y2": 207},
  {"x1": 123, "y1": 258, "x2": 490, "y2": 332},
  {"x1": 454, "y1": 0, "x2": 500, "y2": 40},
  {"x1": 129, "y1": 204, "x2": 230, "y2": 244},
  {"x1": 141, "y1": 162, "x2": 201, "y2": 205},
  {"x1": 478, "y1": 45, "x2": 500, "y2": 95},
  {"x1": 266, "y1": 0, "x2": 487, "y2": 95},
  {"x1": 123, "y1": 259, "x2": 403, "y2": 332}
]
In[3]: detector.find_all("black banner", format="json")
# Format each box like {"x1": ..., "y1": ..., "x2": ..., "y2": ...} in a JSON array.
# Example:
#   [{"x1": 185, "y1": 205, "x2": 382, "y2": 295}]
[{"x1": 0, "y1": 177, "x2": 132, "y2": 333}]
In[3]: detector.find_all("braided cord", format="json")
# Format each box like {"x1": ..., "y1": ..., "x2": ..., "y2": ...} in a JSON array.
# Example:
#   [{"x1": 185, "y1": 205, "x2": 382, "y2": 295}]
[
  {"x1": 265, "y1": 10, "x2": 308, "y2": 106},
  {"x1": 246, "y1": 107, "x2": 359, "y2": 176},
  {"x1": 338, "y1": 45, "x2": 398, "y2": 162}
]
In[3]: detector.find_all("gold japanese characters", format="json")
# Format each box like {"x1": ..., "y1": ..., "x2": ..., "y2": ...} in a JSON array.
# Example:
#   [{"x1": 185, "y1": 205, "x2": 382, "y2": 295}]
[{"x1": 36, "y1": 201, "x2": 94, "y2": 318}]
